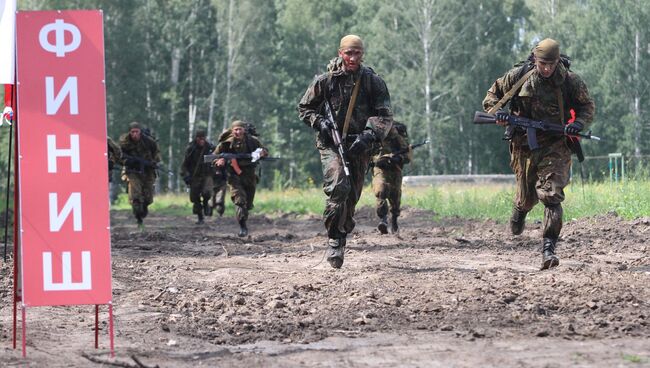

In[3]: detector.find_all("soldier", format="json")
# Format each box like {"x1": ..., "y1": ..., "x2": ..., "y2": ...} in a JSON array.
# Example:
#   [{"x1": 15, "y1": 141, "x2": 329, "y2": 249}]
[
  {"x1": 213, "y1": 120, "x2": 268, "y2": 237},
  {"x1": 119, "y1": 122, "x2": 161, "y2": 227},
  {"x1": 483, "y1": 38, "x2": 594, "y2": 270},
  {"x1": 298, "y1": 34, "x2": 392, "y2": 269},
  {"x1": 211, "y1": 171, "x2": 227, "y2": 217},
  {"x1": 107, "y1": 137, "x2": 122, "y2": 182},
  {"x1": 181, "y1": 130, "x2": 216, "y2": 224},
  {"x1": 371, "y1": 122, "x2": 411, "y2": 234},
  {"x1": 211, "y1": 129, "x2": 231, "y2": 217},
  {"x1": 107, "y1": 137, "x2": 122, "y2": 203}
]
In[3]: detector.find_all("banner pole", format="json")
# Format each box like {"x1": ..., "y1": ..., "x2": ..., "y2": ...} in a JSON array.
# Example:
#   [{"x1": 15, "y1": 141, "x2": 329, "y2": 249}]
[{"x1": 3, "y1": 85, "x2": 13, "y2": 262}]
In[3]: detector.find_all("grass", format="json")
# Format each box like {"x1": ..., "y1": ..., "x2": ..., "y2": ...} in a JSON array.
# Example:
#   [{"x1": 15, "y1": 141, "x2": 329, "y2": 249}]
[{"x1": 111, "y1": 179, "x2": 650, "y2": 221}]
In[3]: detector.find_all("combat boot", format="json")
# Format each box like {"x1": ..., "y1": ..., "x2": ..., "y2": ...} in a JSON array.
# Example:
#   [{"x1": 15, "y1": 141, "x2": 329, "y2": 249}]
[
  {"x1": 132, "y1": 202, "x2": 144, "y2": 226},
  {"x1": 390, "y1": 214, "x2": 399, "y2": 234},
  {"x1": 326, "y1": 238, "x2": 346, "y2": 269},
  {"x1": 238, "y1": 219, "x2": 248, "y2": 237},
  {"x1": 203, "y1": 198, "x2": 212, "y2": 217},
  {"x1": 196, "y1": 212, "x2": 205, "y2": 225},
  {"x1": 540, "y1": 238, "x2": 560, "y2": 270},
  {"x1": 510, "y1": 208, "x2": 527, "y2": 235},
  {"x1": 215, "y1": 204, "x2": 225, "y2": 217},
  {"x1": 377, "y1": 216, "x2": 388, "y2": 234}
]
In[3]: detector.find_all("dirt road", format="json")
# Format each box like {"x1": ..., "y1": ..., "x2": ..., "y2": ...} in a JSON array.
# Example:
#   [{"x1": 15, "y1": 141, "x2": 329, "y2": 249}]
[{"x1": 1, "y1": 207, "x2": 649, "y2": 367}]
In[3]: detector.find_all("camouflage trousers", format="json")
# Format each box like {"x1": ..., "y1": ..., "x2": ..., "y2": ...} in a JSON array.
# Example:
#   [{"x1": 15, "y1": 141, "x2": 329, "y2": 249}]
[
  {"x1": 125, "y1": 173, "x2": 155, "y2": 206},
  {"x1": 320, "y1": 147, "x2": 371, "y2": 239},
  {"x1": 510, "y1": 137, "x2": 572, "y2": 240},
  {"x1": 372, "y1": 166, "x2": 403, "y2": 218},
  {"x1": 227, "y1": 166, "x2": 257, "y2": 222},
  {"x1": 212, "y1": 175, "x2": 227, "y2": 208},
  {"x1": 189, "y1": 175, "x2": 214, "y2": 215}
]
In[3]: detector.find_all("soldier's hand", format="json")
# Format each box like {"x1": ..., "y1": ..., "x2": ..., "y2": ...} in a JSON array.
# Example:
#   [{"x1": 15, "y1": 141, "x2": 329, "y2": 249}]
[
  {"x1": 495, "y1": 109, "x2": 509, "y2": 126},
  {"x1": 2, "y1": 106, "x2": 13, "y2": 126},
  {"x1": 564, "y1": 121, "x2": 584, "y2": 135},
  {"x1": 183, "y1": 175, "x2": 192, "y2": 186},
  {"x1": 375, "y1": 158, "x2": 391, "y2": 170},
  {"x1": 316, "y1": 119, "x2": 334, "y2": 145},
  {"x1": 349, "y1": 130, "x2": 376, "y2": 155},
  {"x1": 215, "y1": 158, "x2": 226, "y2": 167},
  {"x1": 390, "y1": 156, "x2": 403, "y2": 166}
]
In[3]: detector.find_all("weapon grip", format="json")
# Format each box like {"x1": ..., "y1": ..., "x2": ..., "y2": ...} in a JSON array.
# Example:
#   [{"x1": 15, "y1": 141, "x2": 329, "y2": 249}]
[
  {"x1": 526, "y1": 127, "x2": 539, "y2": 150},
  {"x1": 230, "y1": 158, "x2": 242, "y2": 175}
]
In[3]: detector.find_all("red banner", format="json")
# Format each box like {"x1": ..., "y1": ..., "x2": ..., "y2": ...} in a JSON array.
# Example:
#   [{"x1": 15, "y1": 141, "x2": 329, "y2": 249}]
[{"x1": 16, "y1": 10, "x2": 111, "y2": 306}]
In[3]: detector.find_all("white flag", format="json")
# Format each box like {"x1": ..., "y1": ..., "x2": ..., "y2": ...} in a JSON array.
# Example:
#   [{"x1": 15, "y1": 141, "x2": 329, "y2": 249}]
[{"x1": 0, "y1": 0, "x2": 16, "y2": 84}]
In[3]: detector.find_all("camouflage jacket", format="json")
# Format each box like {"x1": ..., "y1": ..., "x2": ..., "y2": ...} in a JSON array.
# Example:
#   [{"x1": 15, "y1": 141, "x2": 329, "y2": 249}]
[
  {"x1": 298, "y1": 57, "x2": 391, "y2": 147},
  {"x1": 119, "y1": 133, "x2": 161, "y2": 175},
  {"x1": 214, "y1": 134, "x2": 265, "y2": 168},
  {"x1": 107, "y1": 137, "x2": 122, "y2": 170},
  {"x1": 483, "y1": 62, "x2": 595, "y2": 146},
  {"x1": 181, "y1": 141, "x2": 216, "y2": 179},
  {"x1": 372, "y1": 122, "x2": 412, "y2": 169}
]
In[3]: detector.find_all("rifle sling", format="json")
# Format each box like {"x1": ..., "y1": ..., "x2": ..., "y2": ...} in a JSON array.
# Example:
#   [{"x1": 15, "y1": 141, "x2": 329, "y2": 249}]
[
  {"x1": 487, "y1": 68, "x2": 535, "y2": 114},
  {"x1": 342, "y1": 76, "x2": 361, "y2": 140}
]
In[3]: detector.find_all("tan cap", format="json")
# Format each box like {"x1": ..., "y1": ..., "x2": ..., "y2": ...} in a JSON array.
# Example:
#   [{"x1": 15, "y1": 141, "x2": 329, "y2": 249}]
[
  {"x1": 339, "y1": 34, "x2": 364, "y2": 50},
  {"x1": 230, "y1": 120, "x2": 246, "y2": 129},
  {"x1": 533, "y1": 38, "x2": 560, "y2": 61}
]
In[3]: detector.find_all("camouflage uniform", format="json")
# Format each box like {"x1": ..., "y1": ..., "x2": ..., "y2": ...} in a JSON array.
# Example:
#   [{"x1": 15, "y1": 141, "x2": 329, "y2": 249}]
[
  {"x1": 483, "y1": 40, "x2": 594, "y2": 269},
  {"x1": 371, "y1": 122, "x2": 411, "y2": 234},
  {"x1": 107, "y1": 137, "x2": 122, "y2": 203},
  {"x1": 119, "y1": 129, "x2": 161, "y2": 224},
  {"x1": 107, "y1": 137, "x2": 122, "y2": 183},
  {"x1": 214, "y1": 130, "x2": 266, "y2": 234},
  {"x1": 298, "y1": 56, "x2": 391, "y2": 265},
  {"x1": 181, "y1": 137, "x2": 216, "y2": 223},
  {"x1": 211, "y1": 170, "x2": 227, "y2": 216}
]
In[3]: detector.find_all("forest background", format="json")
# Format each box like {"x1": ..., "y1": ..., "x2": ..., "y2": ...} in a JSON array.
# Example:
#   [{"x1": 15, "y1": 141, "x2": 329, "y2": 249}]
[{"x1": 2, "y1": 0, "x2": 649, "y2": 192}]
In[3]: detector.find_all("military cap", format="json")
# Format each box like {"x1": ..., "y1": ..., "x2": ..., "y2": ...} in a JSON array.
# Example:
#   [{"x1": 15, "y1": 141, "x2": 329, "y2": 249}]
[
  {"x1": 231, "y1": 120, "x2": 246, "y2": 129},
  {"x1": 129, "y1": 121, "x2": 141, "y2": 130},
  {"x1": 339, "y1": 35, "x2": 364, "y2": 50},
  {"x1": 534, "y1": 38, "x2": 560, "y2": 61},
  {"x1": 195, "y1": 129, "x2": 207, "y2": 138}
]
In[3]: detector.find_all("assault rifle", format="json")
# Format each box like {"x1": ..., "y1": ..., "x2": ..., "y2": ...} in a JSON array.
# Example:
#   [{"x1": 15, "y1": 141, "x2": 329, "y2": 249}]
[
  {"x1": 323, "y1": 100, "x2": 350, "y2": 178},
  {"x1": 121, "y1": 153, "x2": 174, "y2": 176},
  {"x1": 370, "y1": 139, "x2": 429, "y2": 171},
  {"x1": 203, "y1": 148, "x2": 277, "y2": 175},
  {"x1": 394, "y1": 139, "x2": 429, "y2": 156},
  {"x1": 473, "y1": 111, "x2": 601, "y2": 161}
]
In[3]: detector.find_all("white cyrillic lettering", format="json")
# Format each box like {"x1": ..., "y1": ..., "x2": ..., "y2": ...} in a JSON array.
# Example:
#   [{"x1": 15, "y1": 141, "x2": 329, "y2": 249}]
[
  {"x1": 49, "y1": 192, "x2": 82, "y2": 232},
  {"x1": 47, "y1": 134, "x2": 80, "y2": 173},
  {"x1": 42, "y1": 251, "x2": 92, "y2": 291},
  {"x1": 46, "y1": 76, "x2": 79, "y2": 115}
]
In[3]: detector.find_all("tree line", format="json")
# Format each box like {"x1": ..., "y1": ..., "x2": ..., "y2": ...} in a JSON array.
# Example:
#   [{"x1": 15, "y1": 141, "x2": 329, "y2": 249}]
[{"x1": 2, "y1": 0, "x2": 649, "y2": 192}]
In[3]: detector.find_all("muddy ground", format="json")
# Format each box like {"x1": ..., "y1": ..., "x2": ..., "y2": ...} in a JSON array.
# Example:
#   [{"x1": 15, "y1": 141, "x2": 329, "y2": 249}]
[{"x1": 1, "y1": 206, "x2": 649, "y2": 367}]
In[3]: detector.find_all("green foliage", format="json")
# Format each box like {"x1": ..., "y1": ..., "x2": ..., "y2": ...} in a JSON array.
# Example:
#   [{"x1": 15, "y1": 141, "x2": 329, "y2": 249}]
[{"x1": 8, "y1": 0, "x2": 650, "y2": 191}]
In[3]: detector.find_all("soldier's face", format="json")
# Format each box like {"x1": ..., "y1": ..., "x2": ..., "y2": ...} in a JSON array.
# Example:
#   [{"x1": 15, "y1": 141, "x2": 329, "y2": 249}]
[
  {"x1": 535, "y1": 58, "x2": 559, "y2": 78},
  {"x1": 195, "y1": 136, "x2": 206, "y2": 146},
  {"x1": 129, "y1": 128, "x2": 141, "y2": 141},
  {"x1": 339, "y1": 48, "x2": 363, "y2": 72},
  {"x1": 232, "y1": 127, "x2": 244, "y2": 140}
]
